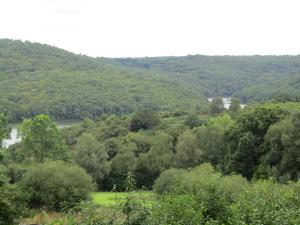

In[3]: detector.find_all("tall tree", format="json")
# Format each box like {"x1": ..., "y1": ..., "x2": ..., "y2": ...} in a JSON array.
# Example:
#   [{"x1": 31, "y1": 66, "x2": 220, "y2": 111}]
[
  {"x1": 209, "y1": 97, "x2": 225, "y2": 116},
  {"x1": 229, "y1": 98, "x2": 241, "y2": 112},
  {"x1": 75, "y1": 133, "x2": 110, "y2": 188},
  {"x1": 0, "y1": 114, "x2": 10, "y2": 148},
  {"x1": 18, "y1": 114, "x2": 68, "y2": 162},
  {"x1": 261, "y1": 113, "x2": 300, "y2": 181},
  {"x1": 175, "y1": 129, "x2": 201, "y2": 168},
  {"x1": 225, "y1": 107, "x2": 283, "y2": 179}
]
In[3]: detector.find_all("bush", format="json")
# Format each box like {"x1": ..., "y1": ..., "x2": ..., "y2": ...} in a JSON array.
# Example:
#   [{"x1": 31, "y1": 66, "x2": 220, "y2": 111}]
[
  {"x1": 153, "y1": 168, "x2": 185, "y2": 195},
  {"x1": 21, "y1": 161, "x2": 94, "y2": 210},
  {"x1": 129, "y1": 110, "x2": 160, "y2": 131},
  {"x1": 230, "y1": 180, "x2": 300, "y2": 225},
  {"x1": 184, "y1": 114, "x2": 205, "y2": 128},
  {"x1": 0, "y1": 184, "x2": 28, "y2": 225}
]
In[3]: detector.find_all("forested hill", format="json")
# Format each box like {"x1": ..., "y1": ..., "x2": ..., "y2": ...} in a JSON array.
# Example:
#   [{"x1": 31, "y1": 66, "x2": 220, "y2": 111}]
[
  {"x1": 1, "y1": 39, "x2": 300, "y2": 122},
  {"x1": 106, "y1": 55, "x2": 300, "y2": 102},
  {"x1": 0, "y1": 39, "x2": 207, "y2": 122}
]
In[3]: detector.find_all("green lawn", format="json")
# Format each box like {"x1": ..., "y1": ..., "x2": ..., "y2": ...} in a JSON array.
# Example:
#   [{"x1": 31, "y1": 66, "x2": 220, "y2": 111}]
[{"x1": 91, "y1": 192, "x2": 153, "y2": 206}]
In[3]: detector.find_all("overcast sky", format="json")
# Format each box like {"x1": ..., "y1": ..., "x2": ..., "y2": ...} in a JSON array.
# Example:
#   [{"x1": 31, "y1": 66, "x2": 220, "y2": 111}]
[{"x1": 0, "y1": 0, "x2": 300, "y2": 57}]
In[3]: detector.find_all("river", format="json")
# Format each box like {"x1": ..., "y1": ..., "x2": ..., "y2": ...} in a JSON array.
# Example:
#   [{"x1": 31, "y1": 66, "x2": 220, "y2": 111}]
[{"x1": 3, "y1": 120, "x2": 80, "y2": 148}]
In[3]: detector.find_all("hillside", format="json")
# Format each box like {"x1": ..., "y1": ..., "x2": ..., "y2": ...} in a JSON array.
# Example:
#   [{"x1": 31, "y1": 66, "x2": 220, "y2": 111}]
[
  {"x1": 2, "y1": 39, "x2": 300, "y2": 122},
  {"x1": 106, "y1": 55, "x2": 300, "y2": 102},
  {"x1": 0, "y1": 39, "x2": 207, "y2": 122}
]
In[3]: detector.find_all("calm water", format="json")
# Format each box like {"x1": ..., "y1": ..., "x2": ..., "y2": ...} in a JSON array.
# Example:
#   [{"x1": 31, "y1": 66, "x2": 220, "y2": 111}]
[{"x1": 3, "y1": 120, "x2": 80, "y2": 148}]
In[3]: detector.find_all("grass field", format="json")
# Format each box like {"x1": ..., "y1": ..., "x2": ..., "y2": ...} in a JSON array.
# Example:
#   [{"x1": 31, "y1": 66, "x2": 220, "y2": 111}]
[{"x1": 91, "y1": 192, "x2": 153, "y2": 206}]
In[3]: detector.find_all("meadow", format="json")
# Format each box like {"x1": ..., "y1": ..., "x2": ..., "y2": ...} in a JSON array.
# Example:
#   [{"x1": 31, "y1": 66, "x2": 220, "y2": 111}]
[{"x1": 91, "y1": 192, "x2": 153, "y2": 206}]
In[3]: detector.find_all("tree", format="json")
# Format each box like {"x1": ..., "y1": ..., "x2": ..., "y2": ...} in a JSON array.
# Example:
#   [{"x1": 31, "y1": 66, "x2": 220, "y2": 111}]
[
  {"x1": 229, "y1": 98, "x2": 241, "y2": 112},
  {"x1": 130, "y1": 110, "x2": 160, "y2": 131},
  {"x1": 184, "y1": 114, "x2": 204, "y2": 128},
  {"x1": 261, "y1": 113, "x2": 300, "y2": 181},
  {"x1": 75, "y1": 134, "x2": 110, "y2": 189},
  {"x1": 209, "y1": 97, "x2": 224, "y2": 116},
  {"x1": 174, "y1": 129, "x2": 201, "y2": 168},
  {"x1": 21, "y1": 161, "x2": 94, "y2": 210},
  {"x1": 105, "y1": 141, "x2": 137, "y2": 191},
  {"x1": 17, "y1": 114, "x2": 68, "y2": 162},
  {"x1": 0, "y1": 114, "x2": 10, "y2": 148},
  {"x1": 225, "y1": 107, "x2": 283, "y2": 179},
  {"x1": 134, "y1": 131, "x2": 174, "y2": 188}
]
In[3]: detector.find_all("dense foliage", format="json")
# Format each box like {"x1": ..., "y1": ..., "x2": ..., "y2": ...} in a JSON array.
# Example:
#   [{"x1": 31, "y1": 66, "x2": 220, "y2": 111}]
[
  {"x1": 108, "y1": 55, "x2": 300, "y2": 102},
  {"x1": 2, "y1": 92, "x2": 300, "y2": 224},
  {"x1": 0, "y1": 39, "x2": 206, "y2": 122},
  {"x1": 21, "y1": 161, "x2": 94, "y2": 210},
  {"x1": 2, "y1": 39, "x2": 300, "y2": 123}
]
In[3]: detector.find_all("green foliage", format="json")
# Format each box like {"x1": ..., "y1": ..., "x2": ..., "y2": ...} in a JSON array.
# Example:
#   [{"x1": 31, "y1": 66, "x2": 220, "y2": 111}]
[
  {"x1": 75, "y1": 134, "x2": 110, "y2": 189},
  {"x1": 0, "y1": 39, "x2": 206, "y2": 123},
  {"x1": 105, "y1": 143, "x2": 137, "y2": 191},
  {"x1": 129, "y1": 110, "x2": 160, "y2": 131},
  {"x1": 21, "y1": 161, "x2": 94, "y2": 210},
  {"x1": 261, "y1": 112, "x2": 300, "y2": 181},
  {"x1": 209, "y1": 97, "x2": 225, "y2": 116},
  {"x1": 229, "y1": 97, "x2": 241, "y2": 112},
  {"x1": 225, "y1": 107, "x2": 284, "y2": 179},
  {"x1": 0, "y1": 113, "x2": 10, "y2": 147},
  {"x1": 146, "y1": 194, "x2": 205, "y2": 225},
  {"x1": 18, "y1": 114, "x2": 68, "y2": 162},
  {"x1": 0, "y1": 184, "x2": 28, "y2": 225},
  {"x1": 184, "y1": 114, "x2": 205, "y2": 128},
  {"x1": 174, "y1": 129, "x2": 201, "y2": 168},
  {"x1": 230, "y1": 180, "x2": 300, "y2": 225},
  {"x1": 152, "y1": 168, "x2": 185, "y2": 194},
  {"x1": 109, "y1": 55, "x2": 300, "y2": 102}
]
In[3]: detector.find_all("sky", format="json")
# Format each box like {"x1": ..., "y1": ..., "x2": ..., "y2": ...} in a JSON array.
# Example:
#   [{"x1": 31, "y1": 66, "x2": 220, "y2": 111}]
[{"x1": 0, "y1": 0, "x2": 300, "y2": 57}]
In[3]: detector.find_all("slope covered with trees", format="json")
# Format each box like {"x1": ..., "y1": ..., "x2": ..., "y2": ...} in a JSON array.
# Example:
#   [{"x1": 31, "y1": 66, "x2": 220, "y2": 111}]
[
  {"x1": 107, "y1": 55, "x2": 300, "y2": 102},
  {"x1": 0, "y1": 39, "x2": 207, "y2": 122},
  {"x1": 2, "y1": 38, "x2": 300, "y2": 123}
]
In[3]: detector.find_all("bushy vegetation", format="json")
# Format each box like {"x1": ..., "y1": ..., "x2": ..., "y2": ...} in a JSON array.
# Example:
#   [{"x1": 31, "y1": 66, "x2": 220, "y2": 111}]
[
  {"x1": 21, "y1": 161, "x2": 94, "y2": 210},
  {"x1": 2, "y1": 98, "x2": 300, "y2": 224}
]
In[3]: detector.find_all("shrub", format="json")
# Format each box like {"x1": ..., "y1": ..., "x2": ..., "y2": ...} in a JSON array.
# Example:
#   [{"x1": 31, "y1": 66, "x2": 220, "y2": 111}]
[
  {"x1": 0, "y1": 184, "x2": 28, "y2": 225},
  {"x1": 21, "y1": 161, "x2": 94, "y2": 210},
  {"x1": 184, "y1": 114, "x2": 205, "y2": 128},
  {"x1": 153, "y1": 168, "x2": 185, "y2": 194},
  {"x1": 230, "y1": 180, "x2": 300, "y2": 225},
  {"x1": 129, "y1": 110, "x2": 160, "y2": 131}
]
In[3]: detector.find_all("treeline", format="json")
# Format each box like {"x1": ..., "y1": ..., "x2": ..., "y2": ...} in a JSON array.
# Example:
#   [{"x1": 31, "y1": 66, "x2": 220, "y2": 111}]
[{"x1": 4, "y1": 100, "x2": 300, "y2": 191}]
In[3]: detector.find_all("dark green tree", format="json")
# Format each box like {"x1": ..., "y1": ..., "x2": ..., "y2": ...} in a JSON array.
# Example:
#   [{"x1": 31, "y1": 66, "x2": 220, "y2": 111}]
[
  {"x1": 209, "y1": 97, "x2": 224, "y2": 116},
  {"x1": 225, "y1": 107, "x2": 283, "y2": 179},
  {"x1": 184, "y1": 114, "x2": 204, "y2": 128},
  {"x1": 75, "y1": 134, "x2": 110, "y2": 188},
  {"x1": 0, "y1": 114, "x2": 10, "y2": 148},
  {"x1": 260, "y1": 113, "x2": 300, "y2": 181},
  {"x1": 174, "y1": 129, "x2": 201, "y2": 168},
  {"x1": 229, "y1": 98, "x2": 241, "y2": 112},
  {"x1": 130, "y1": 110, "x2": 160, "y2": 131}
]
